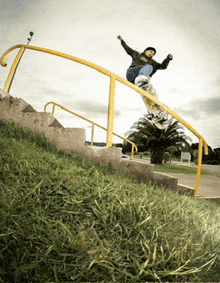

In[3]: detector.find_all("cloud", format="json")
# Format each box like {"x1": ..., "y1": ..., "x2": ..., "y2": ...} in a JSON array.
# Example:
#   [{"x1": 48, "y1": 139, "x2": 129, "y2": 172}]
[
  {"x1": 74, "y1": 99, "x2": 120, "y2": 118},
  {"x1": 198, "y1": 97, "x2": 220, "y2": 114},
  {"x1": 1, "y1": 0, "x2": 25, "y2": 11},
  {"x1": 172, "y1": 106, "x2": 201, "y2": 120},
  {"x1": 173, "y1": 97, "x2": 220, "y2": 121}
]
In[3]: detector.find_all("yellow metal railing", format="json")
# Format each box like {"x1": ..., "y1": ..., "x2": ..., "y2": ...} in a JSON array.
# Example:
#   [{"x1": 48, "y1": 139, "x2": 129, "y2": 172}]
[
  {"x1": 44, "y1": 101, "x2": 138, "y2": 160},
  {"x1": 0, "y1": 44, "x2": 208, "y2": 196}
]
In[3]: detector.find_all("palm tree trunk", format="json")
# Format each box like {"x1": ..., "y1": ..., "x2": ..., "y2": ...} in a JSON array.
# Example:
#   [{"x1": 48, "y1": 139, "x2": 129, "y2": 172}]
[{"x1": 150, "y1": 148, "x2": 165, "y2": 164}]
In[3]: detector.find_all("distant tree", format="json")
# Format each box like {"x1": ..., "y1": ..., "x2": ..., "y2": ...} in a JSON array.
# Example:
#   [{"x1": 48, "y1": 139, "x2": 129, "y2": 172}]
[
  {"x1": 124, "y1": 117, "x2": 191, "y2": 164},
  {"x1": 189, "y1": 143, "x2": 220, "y2": 164},
  {"x1": 165, "y1": 145, "x2": 179, "y2": 163},
  {"x1": 190, "y1": 143, "x2": 199, "y2": 151}
]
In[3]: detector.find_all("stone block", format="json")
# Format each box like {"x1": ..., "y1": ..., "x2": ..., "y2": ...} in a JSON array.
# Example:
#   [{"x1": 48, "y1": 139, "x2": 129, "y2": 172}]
[
  {"x1": 177, "y1": 184, "x2": 194, "y2": 196},
  {"x1": 119, "y1": 159, "x2": 155, "y2": 180},
  {"x1": 93, "y1": 147, "x2": 122, "y2": 167},
  {"x1": 153, "y1": 172, "x2": 178, "y2": 190}
]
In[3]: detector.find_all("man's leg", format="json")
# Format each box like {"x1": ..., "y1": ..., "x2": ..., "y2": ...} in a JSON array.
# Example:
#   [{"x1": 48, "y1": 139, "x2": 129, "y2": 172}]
[{"x1": 126, "y1": 66, "x2": 142, "y2": 83}]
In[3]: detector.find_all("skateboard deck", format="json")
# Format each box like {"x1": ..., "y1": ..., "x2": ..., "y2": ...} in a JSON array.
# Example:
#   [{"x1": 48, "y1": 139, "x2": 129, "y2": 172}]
[{"x1": 135, "y1": 75, "x2": 172, "y2": 129}]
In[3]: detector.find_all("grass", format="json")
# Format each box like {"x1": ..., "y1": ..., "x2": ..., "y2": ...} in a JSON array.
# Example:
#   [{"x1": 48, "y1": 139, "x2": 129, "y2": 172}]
[
  {"x1": 154, "y1": 163, "x2": 213, "y2": 175},
  {"x1": 130, "y1": 154, "x2": 212, "y2": 175},
  {"x1": 0, "y1": 121, "x2": 220, "y2": 282}
]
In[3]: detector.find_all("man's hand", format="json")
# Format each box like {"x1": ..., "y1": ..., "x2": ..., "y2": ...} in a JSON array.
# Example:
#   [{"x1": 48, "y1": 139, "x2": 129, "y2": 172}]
[
  {"x1": 168, "y1": 54, "x2": 173, "y2": 60},
  {"x1": 117, "y1": 35, "x2": 123, "y2": 41}
]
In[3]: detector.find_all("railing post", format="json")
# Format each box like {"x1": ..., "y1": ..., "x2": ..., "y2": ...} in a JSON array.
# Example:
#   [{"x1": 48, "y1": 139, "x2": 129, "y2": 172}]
[
  {"x1": 52, "y1": 103, "x2": 56, "y2": 116},
  {"x1": 106, "y1": 75, "x2": 116, "y2": 148},
  {"x1": 131, "y1": 144, "x2": 134, "y2": 160},
  {"x1": 3, "y1": 46, "x2": 25, "y2": 93},
  {"x1": 194, "y1": 138, "x2": 203, "y2": 196}
]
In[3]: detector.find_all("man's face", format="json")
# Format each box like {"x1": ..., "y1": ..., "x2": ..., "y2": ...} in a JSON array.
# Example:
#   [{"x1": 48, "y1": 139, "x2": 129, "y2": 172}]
[{"x1": 144, "y1": 50, "x2": 155, "y2": 58}]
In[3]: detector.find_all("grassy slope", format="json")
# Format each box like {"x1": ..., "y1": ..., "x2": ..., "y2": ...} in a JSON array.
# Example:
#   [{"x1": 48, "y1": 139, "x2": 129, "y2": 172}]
[
  {"x1": 131, "y1": 156, "x2": 212, "y2": 175},
  {"x1": 154, "y1": 163, "x2": 213, "y2": 175},
  {"x1": 0, "y1": 121, "x2": 220, "y2": 282}
]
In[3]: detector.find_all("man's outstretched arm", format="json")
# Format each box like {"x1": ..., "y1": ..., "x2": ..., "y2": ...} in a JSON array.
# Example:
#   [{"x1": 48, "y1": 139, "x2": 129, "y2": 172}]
[
  {"x1": 117, "y1": 35, "x2": 138, "y2": 57},
  {"x1": 158, "y1": 54, "x2": 173, "y2": 70}
]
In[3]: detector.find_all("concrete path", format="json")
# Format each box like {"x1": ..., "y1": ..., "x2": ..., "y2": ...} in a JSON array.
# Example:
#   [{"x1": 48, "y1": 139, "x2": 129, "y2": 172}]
[
  {"x1": 167, "y1": 173, "x2": 220, "y2": 198},
  {"x1": 202, "y1": 165, "x2": 220, "y2": 177},
  {"x1": 137, "y1": 159, "x2": 220, "y2": 198},
  {"x1": 168, "y1": 164, "x2": 220, "y2": 198}
]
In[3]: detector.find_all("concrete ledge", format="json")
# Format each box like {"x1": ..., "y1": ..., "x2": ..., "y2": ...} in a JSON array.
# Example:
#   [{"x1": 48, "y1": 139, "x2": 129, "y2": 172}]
[
  {"x1": 177, "y1": 184, "x2": 195, "y2": 196},
  {"x1": 1, "y1": 111, "x2": 64, "y2": 133},
  {"x1": 93, "y1": 147, "x2": 122, "y2": 167},
  {"x1": 46, "y1": 127, "x2": 86, "y2": 150},
  {"x1": 22, "y1": 112, "x2": 64, "y2": 131},
  {"x1": 119, "y1": 159, "x2": 155, "y2": 180},
  {"x1": 0, "y1": 96, "x2": 37, "y2": 117},
  {"x1": 152, "y1": 172, "x2": 178, "y2": 190}
]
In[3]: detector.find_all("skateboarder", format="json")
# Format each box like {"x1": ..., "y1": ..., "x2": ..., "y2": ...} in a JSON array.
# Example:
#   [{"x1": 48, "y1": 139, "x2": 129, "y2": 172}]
[
  {"x1": 117, "y1": 35, "x2": 173, "y2": 85},
  {"x1": 117, "y1": 35, "x2": 173, "y2": 129}
]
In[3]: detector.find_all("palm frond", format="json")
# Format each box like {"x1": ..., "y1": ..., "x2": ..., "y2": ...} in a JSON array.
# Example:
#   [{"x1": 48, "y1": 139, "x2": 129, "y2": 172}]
[{"x1": 125, "y1": 118, "x2": 191, "y2": 154}]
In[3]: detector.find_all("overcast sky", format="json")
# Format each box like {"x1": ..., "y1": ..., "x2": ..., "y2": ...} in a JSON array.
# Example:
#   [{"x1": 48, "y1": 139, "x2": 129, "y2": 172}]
[{"x1": 1, "y1": 0, "x2": 220, "y2": 148}]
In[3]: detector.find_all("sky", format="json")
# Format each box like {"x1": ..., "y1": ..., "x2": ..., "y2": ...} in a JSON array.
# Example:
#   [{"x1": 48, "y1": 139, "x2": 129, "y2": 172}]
[{"x1": 1, "y1": 0, "x2": 220, "y2": 149}]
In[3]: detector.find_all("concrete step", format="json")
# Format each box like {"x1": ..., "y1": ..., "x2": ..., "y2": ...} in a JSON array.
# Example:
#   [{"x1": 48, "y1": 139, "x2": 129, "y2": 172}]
[
  {"x1": 0, "y1": 95, "x2": 36, "y2": 115},
  {"x1": 45, "y1": 127, "x2": 88, "y2": 155},
  {"x1": 20, "y1": 112, "x2": 64, "y2": 132},
  {"x1": 119, "y1": 159, "x2": 155, "y2": 180},
  {"x1": 93, "y1": 147, "x2": 122, "y2": 167}
]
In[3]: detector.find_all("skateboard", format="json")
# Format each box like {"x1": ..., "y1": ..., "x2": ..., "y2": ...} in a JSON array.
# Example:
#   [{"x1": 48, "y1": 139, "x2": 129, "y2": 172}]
[{"x1": 134, "y1": 75, "x2": 172, "y2": 129}]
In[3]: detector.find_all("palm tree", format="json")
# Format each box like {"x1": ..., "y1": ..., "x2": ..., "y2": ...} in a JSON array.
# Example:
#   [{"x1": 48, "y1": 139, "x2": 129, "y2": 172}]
[{"x1": 124, "y1": 117, "x2": 191, "y2": 164}]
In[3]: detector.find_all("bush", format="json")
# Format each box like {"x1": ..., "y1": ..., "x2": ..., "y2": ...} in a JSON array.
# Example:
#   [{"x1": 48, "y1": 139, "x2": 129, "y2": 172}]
[
  {"x1": 163, "y1": 152, "x2": 170, "y2": 163},
  {"x1": 211, "y1": 160, "x2": 219, "y2": 165}
]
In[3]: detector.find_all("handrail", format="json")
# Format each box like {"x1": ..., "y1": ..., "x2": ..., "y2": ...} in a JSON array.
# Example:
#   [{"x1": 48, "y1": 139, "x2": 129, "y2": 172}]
[
  {"x1": 44, "y1": 101, "x2": 138, "y2": 160},
  {"x1": 0, "y1": 44, "x2": 208, "y2": 196}
]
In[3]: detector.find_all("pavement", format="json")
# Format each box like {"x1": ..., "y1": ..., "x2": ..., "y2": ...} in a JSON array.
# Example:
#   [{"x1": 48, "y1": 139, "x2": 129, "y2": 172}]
[
  {"x1": 166, "y1": 164, "x2": 220, "y2": 198},
  {"x1": 167, "y1": 173, "x2": 220, "y2": 198},
  {"x1": 137, "y1": 159, "x2": 220, "y2": 198}
]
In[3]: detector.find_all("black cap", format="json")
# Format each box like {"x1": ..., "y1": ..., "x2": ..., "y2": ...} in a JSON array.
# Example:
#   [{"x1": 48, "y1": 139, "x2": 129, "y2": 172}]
[{"x1": 144, "y1": 47, "x2": 156, "y2": 54}]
